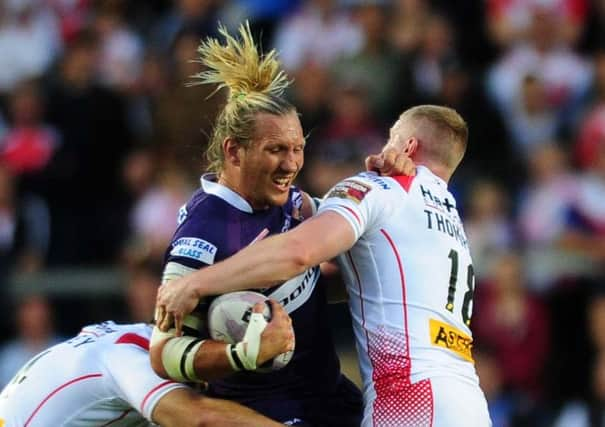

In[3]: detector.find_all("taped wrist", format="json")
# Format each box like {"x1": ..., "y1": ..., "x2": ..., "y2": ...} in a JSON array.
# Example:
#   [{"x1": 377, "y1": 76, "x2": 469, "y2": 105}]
[
  {"x1": 225, "y1": 312, "x2": 268, "y2": 371},
  {"x1": 161, "y1": 336, "x2": 205, "y2": 382}
]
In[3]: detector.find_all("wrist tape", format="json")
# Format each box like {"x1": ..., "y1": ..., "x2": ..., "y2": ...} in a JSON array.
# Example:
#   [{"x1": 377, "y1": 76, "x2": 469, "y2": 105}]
[
  {"x1": 152, "y1": 325, "x2": 205, "y2": 383},
  {"x1": 225, "y1": 312, "x2": 268, "y2": 371},
  {"x1": 161, "y1": 336, "x2": 205, "y2": 382}
]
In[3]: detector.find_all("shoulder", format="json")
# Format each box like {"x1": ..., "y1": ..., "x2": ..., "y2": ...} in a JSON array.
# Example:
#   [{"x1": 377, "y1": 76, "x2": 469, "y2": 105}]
[
  {"x1": 168, "y1": 193, "x2": 226, "y2": 266},
  {"x1": 347, "y1": 172, "x2": 408, "y2": 193},
  {"x1": 178, "y1": 189, "x2": 224, "y2": 224},
  {"x1": 174, "y1": 190, "x2": 231, "y2": 239},
  {"x1": 325, "y1": 172, "x2": 400, "y2": 200}
]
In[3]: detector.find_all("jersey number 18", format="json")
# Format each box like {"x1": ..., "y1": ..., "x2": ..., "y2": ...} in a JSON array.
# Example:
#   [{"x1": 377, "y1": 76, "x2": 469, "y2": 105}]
[{"x1": 445, "y1": 249, "x2": 475, "y2": 326}]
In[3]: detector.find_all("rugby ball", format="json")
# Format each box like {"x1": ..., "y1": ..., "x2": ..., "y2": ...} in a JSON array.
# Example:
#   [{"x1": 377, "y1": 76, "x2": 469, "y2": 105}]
[{"x1": 207, "y1": 291, "x2": 294, "y2": 371}]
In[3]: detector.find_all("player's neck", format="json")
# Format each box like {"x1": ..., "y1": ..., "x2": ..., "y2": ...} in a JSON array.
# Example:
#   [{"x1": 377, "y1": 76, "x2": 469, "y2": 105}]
[
  {"x1": 218, "y1": 170, "x2": 247, "y2": 201},
  {"x1": 218, "y1": 169, "x2": 268, "y2": 210},
  {"x1": 417, "y1": 161, "x2": 452, "y2": 184}
]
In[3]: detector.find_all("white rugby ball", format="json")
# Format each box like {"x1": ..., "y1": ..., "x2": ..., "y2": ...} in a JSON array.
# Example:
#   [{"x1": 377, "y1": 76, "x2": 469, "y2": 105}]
[{"x1": 207, "y1": 290, "x2": 294, "y2": 371}]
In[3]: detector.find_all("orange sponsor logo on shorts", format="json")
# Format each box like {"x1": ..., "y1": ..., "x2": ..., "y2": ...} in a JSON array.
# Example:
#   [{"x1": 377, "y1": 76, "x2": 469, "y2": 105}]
[{"x1": 429, "y1": 318, "x2": 474, "y2": 362}]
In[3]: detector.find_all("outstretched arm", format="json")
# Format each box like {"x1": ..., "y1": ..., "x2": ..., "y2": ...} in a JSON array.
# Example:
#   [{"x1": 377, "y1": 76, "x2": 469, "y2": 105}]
[
  {"x1": 156, "y1": 211, "x2": 356, "y2": 333},
  {"x1": 150, "y1": 300, "x2": 294, "y2": 381}
]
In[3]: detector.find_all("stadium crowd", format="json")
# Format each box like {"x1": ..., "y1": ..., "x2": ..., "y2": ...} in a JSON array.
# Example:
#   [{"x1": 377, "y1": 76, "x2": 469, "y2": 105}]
[{"x1": 0, "y1": 0, "x2": 603, "y2": 426}]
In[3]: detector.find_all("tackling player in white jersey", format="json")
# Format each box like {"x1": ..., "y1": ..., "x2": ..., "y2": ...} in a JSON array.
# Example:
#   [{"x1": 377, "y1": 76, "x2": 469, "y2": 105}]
[
  {"x1": 156, "y1": 105, "x2": 492, "y2": 426},
  {"x1": 0, "y1": 320, "x2": 284, "y2": 427}
]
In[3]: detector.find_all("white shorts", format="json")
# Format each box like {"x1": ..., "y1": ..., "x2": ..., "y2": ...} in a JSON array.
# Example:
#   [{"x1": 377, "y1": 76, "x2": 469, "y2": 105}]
[{"x1": 362, "y1": 376, "x2": 492, "y2": 427}]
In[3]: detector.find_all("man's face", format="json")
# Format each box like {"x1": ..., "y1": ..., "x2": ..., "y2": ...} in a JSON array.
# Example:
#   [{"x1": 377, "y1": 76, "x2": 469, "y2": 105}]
[{"x1": 239, "y1": 111, "x2": 305, "y2": 209}]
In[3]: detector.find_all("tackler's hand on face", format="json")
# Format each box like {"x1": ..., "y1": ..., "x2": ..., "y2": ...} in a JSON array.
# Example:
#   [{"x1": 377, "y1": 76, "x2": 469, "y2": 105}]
[
  {"x1": 155, "y1": 275, "x2": 201, "y2": 336},
  {"x1": 365, "y1": 134, "x2": 416, "y2": 177},
  {"x1": 256, "y1": 300, "x2": 295, "y2": 366}
]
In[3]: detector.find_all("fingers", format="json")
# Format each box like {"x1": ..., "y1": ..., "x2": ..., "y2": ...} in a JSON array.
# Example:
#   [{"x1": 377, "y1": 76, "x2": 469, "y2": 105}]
[
  {"x1": 267, "y1": 300, "x2": 295, "y2": 352},
  {"x1": 257, "y1": 299, "x2": 295, "y2": 358},
  {"x1": 365, "y1": 154, "x2": 383, "y2": 172},
  {"x1": 381, "y1": 148, "x2": 397, "y2": 173},
  {"x1": 395, "y1": 155, "x2": 416, "y2": 176},
  {"x1": 155, "y1": 286, "x2": 169, "y2": 330},
  {"x1": 155, "y1": 305, "x2": 163, "y2": 322},
  {"x1": 265, "y1": 298, "x2": 278, "y2": 311},
  {"x1": 155, "y1": 308, "x2": 183, "y2": 336},
  {"x1": 174, "y1": 314, "x2": 184, "y2": 337},
  {"x1": 285, "y1": 335, "x2": 295, "y2": 352},
  {"x1": 367, "y1": 149, "x2": 402, "y2": 176},
  {"x1": 404, "y1": 157, "x2": 416, "y2": 176},
  {"x1": 158, "y1": 311, "x2": 173, "y2": 333},
  {"x1": 155, "y1": 305, "x2": 166, "y2": 330},
  {"x1": 252, "y1": 302, "x2": 265, "y2": 313},
  {"x1": 266, "y1": 299, "x2": 285, "y2": 317},
  {"x1": 375, "y1": 152, "x2": 416, "y2": 177},
  {"x1": 266, "y1": 299, "x2": 292, "y2": 326}
]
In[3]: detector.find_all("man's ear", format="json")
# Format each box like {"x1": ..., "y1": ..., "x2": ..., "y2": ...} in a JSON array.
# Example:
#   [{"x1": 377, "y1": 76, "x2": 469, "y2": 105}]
[
  {"x1": 223, "y1": 137, "x2": 241, "y2": 166},
  {"x1": 404, "y1": 137, "x2": 418, "y2": 156}
]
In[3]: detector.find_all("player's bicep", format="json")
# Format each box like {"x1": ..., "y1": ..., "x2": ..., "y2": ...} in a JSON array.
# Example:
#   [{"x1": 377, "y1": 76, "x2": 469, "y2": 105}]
[
  {"x1": 290, "y1": 210, "x2": 357, "y2": 266},
  {"x1": 105, "y1": 345, "x2": 187, "y2": 421}
]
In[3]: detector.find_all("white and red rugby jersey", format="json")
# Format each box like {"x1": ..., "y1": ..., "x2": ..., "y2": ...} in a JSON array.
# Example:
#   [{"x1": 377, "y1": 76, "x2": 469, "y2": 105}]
[
  {"x1": 319, "y1": 166, "x2": 479, "y2": 391},
  {"x1": 0, "y1": 322, "x2": 187, "y2": 427}
]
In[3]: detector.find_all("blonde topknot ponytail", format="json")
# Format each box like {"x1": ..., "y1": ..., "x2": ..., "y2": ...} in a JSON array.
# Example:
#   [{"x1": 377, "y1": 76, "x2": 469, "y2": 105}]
[
  {"x1": 192, "y1": 21, "x2": 290, "y2": 107},
  {"x1": 191, "y1": 21, "x2": 295, "y2": 173}
]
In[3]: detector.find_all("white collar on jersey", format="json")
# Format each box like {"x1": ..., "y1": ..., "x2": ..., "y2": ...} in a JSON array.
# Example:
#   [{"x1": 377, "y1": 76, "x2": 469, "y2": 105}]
[
  {"x1": 417, "y1": 165, "x2": 448, "y2": 188},
  {"x1": 200, "y1": 173, "x2": 254, "y2": 213}
]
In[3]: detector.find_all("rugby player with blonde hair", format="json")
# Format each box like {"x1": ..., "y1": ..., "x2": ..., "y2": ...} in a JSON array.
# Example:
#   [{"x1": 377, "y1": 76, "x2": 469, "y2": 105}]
[
  {"x1": 157, "y1": 105, "x2": 493, "y2": 426},
  {"x1": 150, "y1": 22, "x2": 412, "y2": 426}
]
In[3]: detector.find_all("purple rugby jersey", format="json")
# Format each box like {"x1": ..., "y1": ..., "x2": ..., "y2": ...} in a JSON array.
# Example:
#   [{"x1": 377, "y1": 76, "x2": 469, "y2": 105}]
[{"x1": 163, "y1": 174, "x2": 361, "y2": 424}]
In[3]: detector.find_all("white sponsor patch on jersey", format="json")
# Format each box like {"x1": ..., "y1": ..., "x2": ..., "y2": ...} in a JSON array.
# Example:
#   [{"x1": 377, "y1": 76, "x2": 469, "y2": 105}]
[
  {"x1": 267, "y1": 267, "x2": 319, "y2": 313},
  {"x1": 170, "y1": 237, "x2": 217, "y2": 264}
]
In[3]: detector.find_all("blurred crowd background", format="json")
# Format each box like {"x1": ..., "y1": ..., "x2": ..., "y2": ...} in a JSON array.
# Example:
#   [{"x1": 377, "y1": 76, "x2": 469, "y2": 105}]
[{"x1": 0, "y1": 0, "x2": 604, "y2": 425}]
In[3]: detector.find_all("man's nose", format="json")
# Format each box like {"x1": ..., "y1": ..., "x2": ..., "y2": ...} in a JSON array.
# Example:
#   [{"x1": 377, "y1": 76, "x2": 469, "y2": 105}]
[{"x1": 281, "y1": 152, "x2": 301, "y2": 172}]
